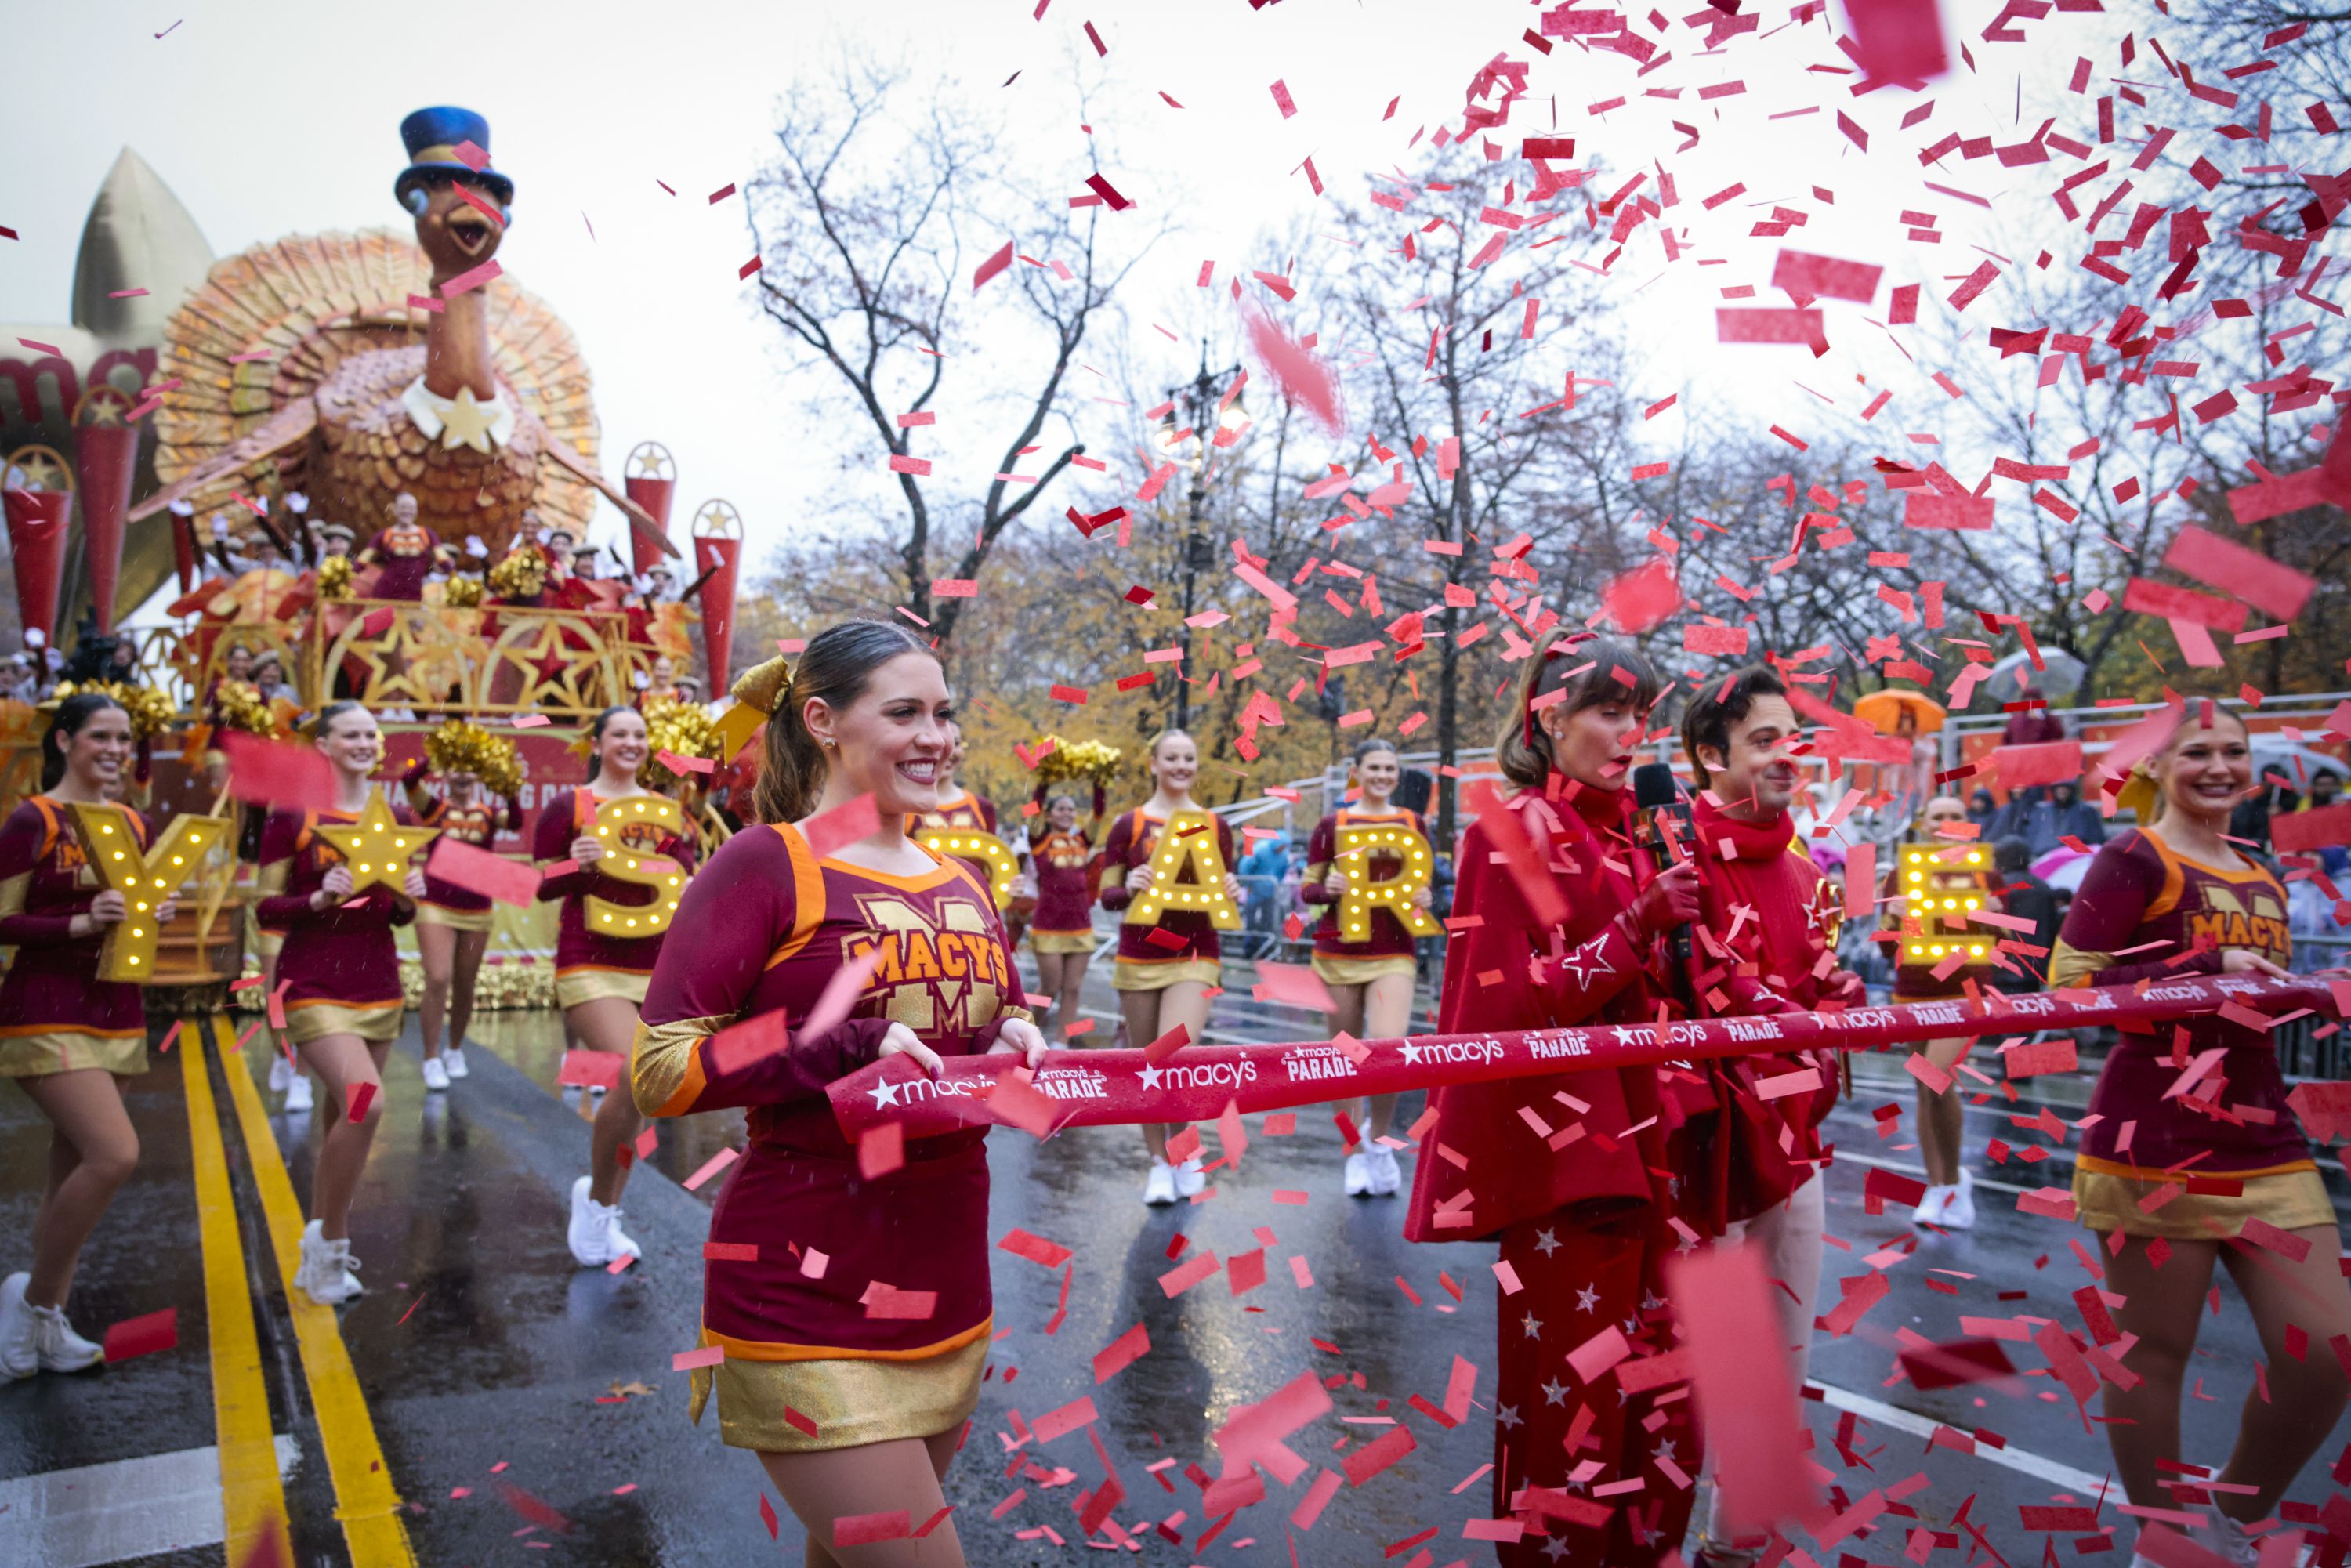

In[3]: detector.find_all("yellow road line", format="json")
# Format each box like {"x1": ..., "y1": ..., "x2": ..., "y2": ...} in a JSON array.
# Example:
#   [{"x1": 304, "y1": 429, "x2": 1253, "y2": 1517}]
[
  {"x1": 183, "y1": 1019, "x2": 292, "y2": 1566},
  {"x1": 212, "y1": 1016, "x2": 416, "y2": 1567}
]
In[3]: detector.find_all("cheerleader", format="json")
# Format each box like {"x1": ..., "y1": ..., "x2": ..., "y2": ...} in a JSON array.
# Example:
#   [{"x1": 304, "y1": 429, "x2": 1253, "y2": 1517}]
[
  {"x1": 402, "y1": 745, "x2": 521, "y2": 1091},
  {"x1": 632, "y1": 622, "x2": 1043, "y2": 1563},
  {"x1": 255, "y1": 702, "x2": 428, "y2": 1305},
  {"x1": 916, "y1": 724, "x2": 1017, "y2": 942},
  {"x1": 1099, "y1": 730, "x2": 1241, "y2": 1205},
  {"x1": 1025, "y1": 787, "x2": 1104, "y2": 1042},
  {"x1": 2052, "y1": 704, "x2": 2349, "y2": 1556},
  {"x1": 538, "y1": 705, "x2": 697, "y2": 1268},
  {"x1": 1401, "y1": 637, "x2": 1702, "y2": 1566},
  {"x1": 0, "y1": 694, "x2": 174, "y2": 1374},
  {"x1": 1297, "y1": 737, "x2": 1429, "y2": 1197}
]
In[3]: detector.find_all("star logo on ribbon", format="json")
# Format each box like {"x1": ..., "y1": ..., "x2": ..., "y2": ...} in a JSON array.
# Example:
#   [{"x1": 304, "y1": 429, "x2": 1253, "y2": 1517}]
[
  {"x1": 1138, "y1": 1063, "x2": 1163, "y2": 1091},
  {"x1": 868, "y1": 1078, "x2": 901, "y2": 1110},
  {"x1": 1400, "y1": 1043, "x2": 1422, "y2": 1065}
]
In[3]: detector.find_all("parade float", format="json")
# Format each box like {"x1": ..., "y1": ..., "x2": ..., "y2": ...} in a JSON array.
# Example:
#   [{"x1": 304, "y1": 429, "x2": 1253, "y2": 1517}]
[{"x1": 2, "y1": 109, "x2": 743, "y2": 1012}]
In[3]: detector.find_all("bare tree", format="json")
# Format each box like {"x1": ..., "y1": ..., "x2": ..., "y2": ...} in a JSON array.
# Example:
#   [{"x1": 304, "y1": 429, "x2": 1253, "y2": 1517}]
[{"x1": 744, "y1": 57, "x2": 1161, "y2": 645}]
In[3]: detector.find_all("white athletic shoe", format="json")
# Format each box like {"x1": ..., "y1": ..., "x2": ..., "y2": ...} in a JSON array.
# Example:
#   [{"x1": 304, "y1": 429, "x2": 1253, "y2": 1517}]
[
  {"x1": 294, "y1": 1221, "x2": 363, "y2": 1305},
  {"x1": 444, "y1": 1046, "x2": 469, "y2": 1080},
  {"x1": 0, "y1": 1273, "x2": 39, "y2": 1378},
  {"x1": 268, "y1": 1052, "x2": 292, "y2": 1093},
  {"x1": 420, "y1": 1056, "x2": 451, "y2": 1092},
  {"x1": 1940, "y1": 1171, "x2": 1977, "y2": 1231},
  {"x1": 599, "y1": 1204, "x2": 641, "y2": 1264},
  {"x1": 1143, "y1": 1161, "x2": 1179, "y2": 1206},
  {"x1": 567, "y1": 1176, "x2": 642, "y2": 1266},
  {"x1": 1367, "y1": 1146, "x2": 1404, "y2": 1197},
  {"x1": 2202, "y1": 1512, "x2": 2260, "y2": 1568},
  {"x1": 1911, "y1": 1184, "x2": 1954, "y2": 1227},
  {"x1": 1175, "y1": 1158, "x2": 1207, "y2": 1198},
  {"x1": 283, "y1": 1071, "x2": 314, "y2": 1114},
  {"x1": 28, "y1": 1302, "x2": 103, "y2": 1373},
  {"x1": 1344, "y1": 1151, "x2": 1374, "y2": 1197}
]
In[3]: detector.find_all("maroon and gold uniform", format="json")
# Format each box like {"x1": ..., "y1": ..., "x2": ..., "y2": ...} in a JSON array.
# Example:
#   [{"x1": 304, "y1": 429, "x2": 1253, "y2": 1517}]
[
  {"x1": 632, "y1": 824, "x2": 1029, "y2": 1454},
  {"x1": 1299, "y1": 806, "x2": 1428, "y2": 987},
  {"x1": 407, "y1": 782, "x2": 521, "y2": 934},
  {"x1": 0, "y1": 798, "x2": 153, "y2": 1077},
  {"x1": 2052, "y1": 829, "x2": 2324, "y2": 1235},
  {"x1": 1098, "y1": 808, "x2": 1235, "y2": 991},
  {"x1": 256, "y1": 805, "x2": 418, "y2": 1045},
  {"x1": 913, "y1": 788, "x2": 1004, "y2": 892},
  {"x1": 533, "y1": 788, "x2": 697, "y2": 1010},
  {"x1": 355, "y1": 521, "x2": 445, "y2": 602},
  {"x1": 1026, "y1": 824, "x2": 1097, "y2": 955}
]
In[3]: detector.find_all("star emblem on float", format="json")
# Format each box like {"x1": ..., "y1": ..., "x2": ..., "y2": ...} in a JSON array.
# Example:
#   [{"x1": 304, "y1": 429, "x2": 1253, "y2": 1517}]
[{"x1": 1556, "y1": 933, "x2": 1614, "y2": 987}]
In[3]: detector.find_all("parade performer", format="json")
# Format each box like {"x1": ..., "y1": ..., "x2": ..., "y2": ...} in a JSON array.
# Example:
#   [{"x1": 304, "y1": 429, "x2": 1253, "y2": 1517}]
[
  {"x1": 1099, "y1": 730, "x2": 1241, "y2": 1205},
  {"x1": 0, "y1": 694, "x2": 176, "y2": 1374},
  {"x1": 1025, "y1": 786, "x2": 1103, "y2": 1042},
  {"x1": 1678, "y1": 666, "x2": 1859, "y2": 1568},
  {"x1": 1298, "y1": 737, "x2": 1431, "y2": 1197},
  {"x1": 538, "y1": 704, "x2": 697, "y2": 1268},
  {"x1": 2052, "y1": 703, "x2": 2351, "y2": 1555},
  {"x1": 255, "y1": 701, "x2": 429, "y2": 1305},
  {"x1": 1402, "y1": 637, "x2": 1703, "y2": 1567},
  {"x1": 353, "y1": 491, "x2": 448, "y2": 603},
  {"x1": 1875, "y1": 794, "x2": 1999, "y2": 1228},
  {"x1": 915, "y1": 722, "x2": 1017, "y2": 929},
  {"x1": 403, "y1": 722, "x2": 523, "y2": 1091},
  {"x1": 631, "y1": 621, "x2": 1044, "y2": 1564}
]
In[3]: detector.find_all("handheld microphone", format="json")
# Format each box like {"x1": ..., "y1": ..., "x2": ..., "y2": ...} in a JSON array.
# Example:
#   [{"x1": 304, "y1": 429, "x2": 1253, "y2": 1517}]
[{"x1": 1631, "y1": 762, "x2": 1694, "y2": 971}]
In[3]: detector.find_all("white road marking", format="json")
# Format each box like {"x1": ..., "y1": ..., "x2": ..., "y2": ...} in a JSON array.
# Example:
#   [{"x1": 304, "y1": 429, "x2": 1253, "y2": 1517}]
[
  {"x1": 1810, "y1": 1381, "x2": 2112, "y2": 1496},
  {"x1": 0, "y1": 1435, "x2": 299, "y2": 1568}
]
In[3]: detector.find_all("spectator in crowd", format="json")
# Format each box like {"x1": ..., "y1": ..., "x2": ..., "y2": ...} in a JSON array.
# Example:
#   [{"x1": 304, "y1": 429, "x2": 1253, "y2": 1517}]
[
  {"x1": 1990, "y1": 837, "x2": 2066, "y2": 994},
  {"x1": 2006, "y1": 777, "x2": 2107, "y2": 857},
  {"x1": 2002, "y1": 686, "x2": 2067, "y2": 747},
  {"x1": 2298, "y1": 769, "x2": 2342, "y2": 815},
  {"x1": 2228, "y1": 763, "x2": 2299, "y2": 850},
  {"x1": 1967, "y1": 788, "x2": 2001, "y2": 835},
  {"x1": 1238, "y1": 829, "x2": 1289, "y2": 943},
  {"x1": 5, "y1": 649, "x2": 41, "y2": 704}
]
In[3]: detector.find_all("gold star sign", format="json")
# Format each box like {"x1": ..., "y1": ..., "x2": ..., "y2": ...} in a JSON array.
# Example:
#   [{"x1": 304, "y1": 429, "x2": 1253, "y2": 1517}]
[
  {"x1": 915, "y1": 827, "x2": 1019, "y2": 909},
  {"x1": 313, "y1": 787, "x2": 439, "y2": 895},
  {"x1": 69, "y1": 805, "x2": 230, "y2": 984},
  {"x1": 437, "y1": 387, "x2": 500, "y2": 454}
]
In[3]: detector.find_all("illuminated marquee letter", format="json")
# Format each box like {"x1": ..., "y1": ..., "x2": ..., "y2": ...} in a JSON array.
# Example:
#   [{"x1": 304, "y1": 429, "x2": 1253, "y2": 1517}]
[
  {"x1": 70, "y1": 804, "x2": 230, "y2": 983},
  {"x1": 915, "y1": 826, "x2": 1019, "y2": 910},
  {"x1": 588, "y1": 795, "x2": 690, "y2": 938},
  {"x1": 1896, "y1": 841, "x2": 1993, "y2": 967},
  {"x1": 1126, "y1": 809, "x2": 1241, "y2": 930},
  {"x1": 1333, "y1": 822, "x2": 1440, "y2": 942}
]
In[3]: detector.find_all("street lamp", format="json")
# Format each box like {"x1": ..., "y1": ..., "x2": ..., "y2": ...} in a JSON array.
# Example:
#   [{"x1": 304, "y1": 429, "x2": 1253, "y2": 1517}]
[{"x1": 1162, "y1": 342, "x2": 1245, "y2": 730}]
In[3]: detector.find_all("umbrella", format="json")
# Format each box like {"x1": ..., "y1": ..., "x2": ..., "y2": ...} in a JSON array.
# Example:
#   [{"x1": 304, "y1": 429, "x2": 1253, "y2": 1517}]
[
  {"x1": 2033, "y1": 846, "x2": 2093, "y2": 893},
  {"x1": 1984, "y1": 648, "x2": 2086, "y2": 708},
  {"x1": 1853, "y1": 687, "x2": 1948, "y2": 737}
]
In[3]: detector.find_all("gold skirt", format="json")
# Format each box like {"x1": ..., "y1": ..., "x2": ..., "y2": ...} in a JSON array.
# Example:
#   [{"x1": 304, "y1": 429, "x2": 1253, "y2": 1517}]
[
  {"x1": 1111, "y1": 956, "x2": 1221, "y2": 993},
  {"x1": 697, "y1": 1324, "x2": 991, "y2": 1454},
  {"x1": 2073, "y1": 1163, "x2": 2334, "y2": 1239},
  {"x1": 285, "y1": 999, "x2": 405, "y2": 1046},
  {"x1": 1311, "y1": 952, "x2": 1417, "y2": 987},
  {"x1": 415, "y1": 901, "x2": 494, "y2": 933},
  {"x1": 556, "y1": 968, "x2": 650, "y2": 1011},
  {"x1": 1028, "y1": 929, "x2": 1096, "y2": 956},
  {"x1": 0, "y1": 1028, "x2": 147, "y2": 1079}
]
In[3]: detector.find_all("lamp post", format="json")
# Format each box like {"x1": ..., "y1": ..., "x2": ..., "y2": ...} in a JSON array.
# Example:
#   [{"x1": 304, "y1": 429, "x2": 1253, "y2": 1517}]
[{"x1": 1161, "y1": 342, "x2": 1245, "y2": 731}]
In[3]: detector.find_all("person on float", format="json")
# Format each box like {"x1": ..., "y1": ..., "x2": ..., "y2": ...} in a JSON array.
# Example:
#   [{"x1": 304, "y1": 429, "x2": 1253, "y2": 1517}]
[
  {"x1": 1297, "y1": 737, "x2": 1432, "y2": 1197},
  {"x1": 255, "y1": 701, "x2": 429, "y2": 1305},
  {"x1": 1400, "y1": 636, "x2": 1703, "y2": 1567},
  {"x1": 537, "y1": 704, "x2": 697, "y2": 1268},
  {"x1": 631, "y1": 622, "x2": 1045, "y2": 1564},
  {"x1": 639, "y1": 652, "x2": 683, "y2": 709},
  {"x1": 0, "y1": 695, "x2": 179, "y2": 1375},
  {"x1": 1099, "y1": 729, "x2": 1242, "y2": 1205},
  {"x1": 402, "y1": 745, "x2": 522, "y2": 1091},
  {"x1": 1024, "y1": 785, "x2": 1105, "y2": 1042},
  {"x1": 1677, "y1": 666, "x2": 1864, "y2": 1568},
  {"x1": 353, "y1": 491, "x2": 447, "y2": 603},
  {"x1": 2051, "y1": 704, "x2": 2349, "y2": 1563},
  {"x1": 1875, "y1": 793, "x2": 1999, "y2": 1228}
]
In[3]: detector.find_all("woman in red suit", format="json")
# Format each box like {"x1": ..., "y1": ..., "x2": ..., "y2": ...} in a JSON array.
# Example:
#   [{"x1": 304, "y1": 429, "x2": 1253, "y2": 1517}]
[
  {"x1": 632, "y1": 621, "x2": 1044, "y2": 1566},
  {"x1": 1403, "y1": 636, "x2": 1701, "y2": 1567}
]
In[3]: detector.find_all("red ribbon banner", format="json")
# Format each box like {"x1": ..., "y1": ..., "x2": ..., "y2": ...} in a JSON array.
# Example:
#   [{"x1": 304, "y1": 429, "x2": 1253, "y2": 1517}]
[{"x1": 828, "y1": 974, "x2": 2343, "y2": 1142}]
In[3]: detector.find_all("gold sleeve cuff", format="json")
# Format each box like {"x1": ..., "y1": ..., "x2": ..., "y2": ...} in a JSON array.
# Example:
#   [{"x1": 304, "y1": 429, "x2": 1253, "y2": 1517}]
[
  {"x1": 1302, "y1": 860, "x2": 1332, "y2": 883},
  {"x1": 0, "y1": 869, "x2": 31, "y2": 922},
  {"x1": 999, "y1": 1005, "x2": 1036, "y2": 1026},
  {"x1": 2045, "y1": 937, "x2": 2110, "y2": 991},
  {"x1": 255, "y1": 860, "x2": 289, "y2": 896},
  {"x1": 632, "y1": 1012, "x2": 727, "y2": 1117}
]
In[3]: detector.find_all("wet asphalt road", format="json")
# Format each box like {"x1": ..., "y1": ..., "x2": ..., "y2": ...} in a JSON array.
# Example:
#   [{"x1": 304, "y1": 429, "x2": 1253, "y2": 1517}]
[{"x1": 0, "y1": 958, "x2": 2344, "y2": 1567}]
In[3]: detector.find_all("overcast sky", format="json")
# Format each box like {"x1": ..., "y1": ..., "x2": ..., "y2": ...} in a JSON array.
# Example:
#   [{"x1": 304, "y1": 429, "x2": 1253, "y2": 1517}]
[{"x1": 4, "y1": 0, "x2": 2117, "y2": 581}]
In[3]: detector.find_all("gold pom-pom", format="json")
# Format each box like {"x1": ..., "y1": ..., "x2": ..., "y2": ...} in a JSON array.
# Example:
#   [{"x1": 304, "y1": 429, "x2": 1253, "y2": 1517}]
[
  {"x1": 316, "y1": 554, "x2": 354, "y2": 601},
  {"x1": 638, "y1": 696, "x2": 724, "y2": 793},
  {"x1": 52, "y1": 679, "x2": 179, "y2": 741},
  {"x1": 210, "y1": 679, "x2": 279, "y2": 738},
  {"x1": 730, "y1": 655, "x2": 792, "y2": 717},
  {"x1": 424, "y1": 718, "x2": 523, "y2": 798},
  {"x1": 487, "y1": 543, "x2": 547, "y2": 601},
  {"x1": 440, "y1": 574, "x2": 484, "y2": 609},
  {"x1": 1036, "y1": 735, "x2": 1123, "y2": 788}
]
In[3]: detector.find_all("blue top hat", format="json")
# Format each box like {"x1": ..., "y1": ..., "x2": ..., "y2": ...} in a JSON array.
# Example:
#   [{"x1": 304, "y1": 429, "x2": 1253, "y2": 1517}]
[{"x1": 393, "y1": 107, "x2": 515, "y2": 211}]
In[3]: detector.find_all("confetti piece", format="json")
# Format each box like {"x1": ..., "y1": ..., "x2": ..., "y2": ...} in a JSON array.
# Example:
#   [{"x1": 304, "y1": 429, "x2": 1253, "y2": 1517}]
[
  {"x1": 1094, "y1": 1322, "x2": 1150, "y2": 1382},
  {"x1": 672, "y1": 1345, "x2": 726, "y2": 1371},
  {"x1": 345, "y1": 1082, "x2": 375, "y2": 1124},
  {"x1": 426, "y1": 838, "x2": 540, "y2": 907},
  {"x1": 101, "y1": 1308, "x2": 179, "y2": 1363},
  {"x1": 682, "y1": 1146, "x2": 740, "y2": 1191},
  {"x1": 973, "y1": 240, "x2": 1014, "y2": 292},
  {"x1": 833, "y1": 1511, "x2": 911, "y2": 1547}
]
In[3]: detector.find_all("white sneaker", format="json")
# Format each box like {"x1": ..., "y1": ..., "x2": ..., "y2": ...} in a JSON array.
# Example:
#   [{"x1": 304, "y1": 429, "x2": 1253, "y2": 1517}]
[
  {"x1": 1344, "y1": 1151, "x2": 1373, "y2": 1197},
  {"x1": 2202, "y1": 1512, "x2": 2260, "y2": 1568},
  {"x1": 294, "y1": 1220, "x2": 363, "y2": 1305},
  {"x1": 1142, "y1": 1161, "x2": 1179, "y2": 1206},
  {"x1": 599, "y1": 1202, "x2": 641, "y2": 1263},
  {"x1": 1940, "y1": 1171, "x2": 1977, "y2": 1231},
  {"x1": 567, "y1": 1176, "x2": 642, "y2": 1266},
  {"x1": 1175, "y1": 1158, "x2": 1207, "y2": 1198},
  {"x1": 283, "y1": 1071, "x2": 314, "y2": 1114},
  {"x1": 1367, "y1": 1146, "x2": 1404, "y2": 1197},
  {"x1": 1911, "y1": 1184, "x2": 1954, "y2": 1227},
  {"x1": 268, "y1": 1052, "x2": 292, "y2": 1092},
  {"x1": 444, "y1": 1046, "x2": 469, "y2": 1080},
  {"x1": 29, "y1": 1302, "x2": 103, "y2": 1373},
  {"x1": 421, "y1": 1056, "x2": 451, "y2": 1092},
  {"x1": 0, "y1": 1273, "x2": 38, "y2": 1378}
]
